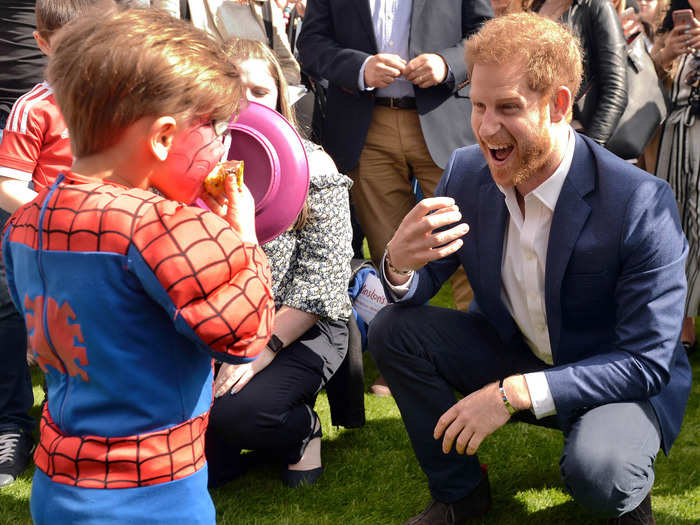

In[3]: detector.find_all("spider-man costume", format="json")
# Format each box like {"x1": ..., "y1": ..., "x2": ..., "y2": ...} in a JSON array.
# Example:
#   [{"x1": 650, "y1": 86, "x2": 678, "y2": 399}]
[{"x1": 2, "y1": 171, "x2": 275, "y2": 524}]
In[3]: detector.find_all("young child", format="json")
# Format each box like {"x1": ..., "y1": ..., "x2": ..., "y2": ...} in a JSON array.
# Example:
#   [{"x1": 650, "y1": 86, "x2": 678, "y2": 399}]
[
  {"x1": 0, "y1": 0, "x2": 113, "y2": 491},
  {"x1": 0, "y1": 0, "x2": 112, "y2": 214},
  {"x1": 2, "y1": 7, "x2": 274, "y2": 524}
]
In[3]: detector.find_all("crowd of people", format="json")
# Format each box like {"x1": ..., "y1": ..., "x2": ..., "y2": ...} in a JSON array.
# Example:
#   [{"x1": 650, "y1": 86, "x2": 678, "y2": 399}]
[{"x1": 0, "y1": 0, "x2": 697, "y2": 524}]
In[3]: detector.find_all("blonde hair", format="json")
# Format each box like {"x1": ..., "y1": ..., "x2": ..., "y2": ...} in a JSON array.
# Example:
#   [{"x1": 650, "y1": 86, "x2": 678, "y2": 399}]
[
  {"x1": 48, "y1": 8, "x2": 242, "y2": 158},
  {"x1": 465, "y1": 12, "x2": 583, "y2": 103}
]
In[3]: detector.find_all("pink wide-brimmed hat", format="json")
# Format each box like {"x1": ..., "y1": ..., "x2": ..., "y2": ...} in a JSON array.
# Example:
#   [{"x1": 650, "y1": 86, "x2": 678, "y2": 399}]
[{"x1": 227, "y1": 101, "x2": 309, "y2": 244}]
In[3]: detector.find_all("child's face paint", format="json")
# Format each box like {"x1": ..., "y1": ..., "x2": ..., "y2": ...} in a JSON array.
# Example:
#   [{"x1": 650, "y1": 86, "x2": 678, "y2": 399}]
[{"x1": 152, "y1": 120, "x2": 230, "y2": 204}]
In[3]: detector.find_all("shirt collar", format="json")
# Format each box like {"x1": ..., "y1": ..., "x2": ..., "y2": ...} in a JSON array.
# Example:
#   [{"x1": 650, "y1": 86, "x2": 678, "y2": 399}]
[{"x1": 497, "y1": 126, "x2": 575, "y2": 213}]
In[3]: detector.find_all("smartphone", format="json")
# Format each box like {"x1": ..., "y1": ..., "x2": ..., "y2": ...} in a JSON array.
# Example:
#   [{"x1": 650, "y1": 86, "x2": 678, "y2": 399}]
[{"x1": 672, "y1": 9, "x2": 693, "y2": 28}]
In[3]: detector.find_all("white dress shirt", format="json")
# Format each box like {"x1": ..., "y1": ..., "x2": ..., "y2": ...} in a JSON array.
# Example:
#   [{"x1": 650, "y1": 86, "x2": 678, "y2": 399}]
[{"x1": 385, "y1": 128, "x2": 576, "y2": 419}]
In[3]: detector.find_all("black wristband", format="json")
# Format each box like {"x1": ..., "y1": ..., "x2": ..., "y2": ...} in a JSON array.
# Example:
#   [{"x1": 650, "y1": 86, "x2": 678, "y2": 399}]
[{"x1": 266, "y1": 334, "x2": 284, "y2": 354}]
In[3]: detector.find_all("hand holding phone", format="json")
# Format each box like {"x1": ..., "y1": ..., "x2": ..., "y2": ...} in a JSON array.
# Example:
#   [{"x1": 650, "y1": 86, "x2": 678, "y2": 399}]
[
  {"x1": 620, "y1": 7, "x2": 641, "y2": 39},
  {"x1": 664, "y1": 10, "x2": 700, "y2": 62},
  {"x1": 673, "y1": 9, "x2": 694, "y2": 28}
]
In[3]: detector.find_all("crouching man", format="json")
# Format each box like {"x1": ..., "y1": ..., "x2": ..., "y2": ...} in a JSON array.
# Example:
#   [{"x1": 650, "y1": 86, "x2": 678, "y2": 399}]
[{"x1": 369, "y1": 12, "x2": 691, "y2": 525}]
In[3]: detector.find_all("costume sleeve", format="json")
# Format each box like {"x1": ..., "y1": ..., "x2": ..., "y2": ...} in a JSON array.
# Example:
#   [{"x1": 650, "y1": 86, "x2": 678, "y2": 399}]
[
  {"x1": 544, "y1": 180, "x2": 687, "y2": 420},
  {"x1": 269, "y1": 154, "x2": 353, "y2": 320},
  {"x1": 129, "y1": 199, "x2": 275, "y2": 364}
]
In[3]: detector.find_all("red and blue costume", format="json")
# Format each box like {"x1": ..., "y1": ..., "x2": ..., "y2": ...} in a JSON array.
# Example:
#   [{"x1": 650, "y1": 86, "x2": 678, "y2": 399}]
[{"x1": 2, "y1": 171, "x2": 275, "y2": 524}]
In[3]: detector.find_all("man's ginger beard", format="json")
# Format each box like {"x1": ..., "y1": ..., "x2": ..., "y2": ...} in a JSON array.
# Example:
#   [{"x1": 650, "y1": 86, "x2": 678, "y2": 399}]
[{"x1": 481, "y1": 101, "x2": 553, "y2": 188}]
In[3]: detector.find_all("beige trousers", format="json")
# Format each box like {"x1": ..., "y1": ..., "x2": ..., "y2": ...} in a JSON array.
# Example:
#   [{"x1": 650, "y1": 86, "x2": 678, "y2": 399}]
[{"x1": 350, "y1": 106, "x2": 473, "y2": 311}]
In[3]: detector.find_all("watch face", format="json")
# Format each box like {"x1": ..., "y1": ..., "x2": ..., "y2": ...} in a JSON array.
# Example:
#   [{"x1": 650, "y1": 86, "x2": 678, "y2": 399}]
[{"x1": 267, "y1": 334, "x2": 283, "y2": 353}]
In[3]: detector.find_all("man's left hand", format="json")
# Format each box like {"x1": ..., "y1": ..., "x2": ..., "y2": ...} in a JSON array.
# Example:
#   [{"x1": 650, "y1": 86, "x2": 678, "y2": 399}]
[
  {"x1": 404, "y1": 53, "x2": 448, "y2": 88},
  {"x1": 434, "y1": 376, "x2": 532, "y2": 455},
  {"x1": 434, "y1": 382, "x2": 510, "y2": 455}
]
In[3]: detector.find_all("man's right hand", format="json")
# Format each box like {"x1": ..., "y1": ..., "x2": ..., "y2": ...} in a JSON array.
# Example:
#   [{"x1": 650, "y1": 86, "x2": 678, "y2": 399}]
[
  {"x1": 364, "y1": 53, "x2": 406, "y2": 88},
  {"x1": 385, "y1": 197, "x2": 469, "y2": 284}
]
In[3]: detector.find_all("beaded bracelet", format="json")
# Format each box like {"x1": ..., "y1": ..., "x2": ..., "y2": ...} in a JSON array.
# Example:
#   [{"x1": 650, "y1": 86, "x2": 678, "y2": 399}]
[{"x1": 385, "y1": 242, "x2": 413, "y2": 276}]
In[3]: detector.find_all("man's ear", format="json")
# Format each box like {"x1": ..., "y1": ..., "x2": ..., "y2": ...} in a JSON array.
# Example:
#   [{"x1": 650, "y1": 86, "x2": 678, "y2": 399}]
[
  {"x1": 149, "y1": 117, "x2": 178, "y2": 161},
  {"x1": 549, "y1": 85, "x2": 572, "y2": 123},
  {"x1": 33, "y1": 31, "x2": 52, "y2": 56}
]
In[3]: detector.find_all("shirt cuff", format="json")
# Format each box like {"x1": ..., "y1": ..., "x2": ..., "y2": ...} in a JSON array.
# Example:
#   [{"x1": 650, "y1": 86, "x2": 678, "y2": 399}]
[
  {"x1": 381, "y1": 252, "x2": 414, "y2": 300},
  {"x1": 358, "y1": 56, "x2": 375, "y2": 92},
  {"x1": 524, "y1": 372, "x2": 557, "y2": 419}
]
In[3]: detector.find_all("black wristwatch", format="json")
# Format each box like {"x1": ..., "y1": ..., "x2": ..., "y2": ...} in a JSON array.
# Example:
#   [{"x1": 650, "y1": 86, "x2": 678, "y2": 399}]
[{"x1": 266, "y1": 334, "x2": 284, "y2": 354}]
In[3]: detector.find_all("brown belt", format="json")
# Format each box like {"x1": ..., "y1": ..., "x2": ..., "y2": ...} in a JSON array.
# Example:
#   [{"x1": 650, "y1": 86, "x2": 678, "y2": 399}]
[{"x1": 374, "y1": 96, "x2": 417, "y2": 109}]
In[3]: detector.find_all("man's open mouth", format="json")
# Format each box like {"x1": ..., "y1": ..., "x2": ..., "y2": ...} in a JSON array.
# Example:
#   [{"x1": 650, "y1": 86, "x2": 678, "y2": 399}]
[{"x1": 488, "y1": 144, "x2": 514, "y2": 163}]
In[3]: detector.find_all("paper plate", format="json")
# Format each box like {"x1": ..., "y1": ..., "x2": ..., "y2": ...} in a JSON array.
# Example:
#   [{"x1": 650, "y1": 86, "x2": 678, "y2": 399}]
[{"x1": 227, "y1": 101, "x2": 309, "y2": 244}]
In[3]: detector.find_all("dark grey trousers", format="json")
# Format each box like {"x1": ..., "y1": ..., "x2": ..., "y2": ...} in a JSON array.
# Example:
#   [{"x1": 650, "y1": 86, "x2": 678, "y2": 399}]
[
  {"x1": 0, "y1": 208, "x2": 34, "y2": 435},
  {"x1": 368, "y1": 304, "x2": 660, "y2": 518}
]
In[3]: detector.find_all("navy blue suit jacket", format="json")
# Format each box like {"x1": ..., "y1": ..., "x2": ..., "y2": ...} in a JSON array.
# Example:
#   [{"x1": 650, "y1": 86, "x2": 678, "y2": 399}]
[{"x1": 386, "y1": 133, "x2": 692, "y2": 453}]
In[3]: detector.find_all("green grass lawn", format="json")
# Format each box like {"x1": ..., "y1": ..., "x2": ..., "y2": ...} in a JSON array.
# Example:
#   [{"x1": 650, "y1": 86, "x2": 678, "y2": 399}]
[{"x1": 1, "y1": 283, "x2": 698, "y2": 524}]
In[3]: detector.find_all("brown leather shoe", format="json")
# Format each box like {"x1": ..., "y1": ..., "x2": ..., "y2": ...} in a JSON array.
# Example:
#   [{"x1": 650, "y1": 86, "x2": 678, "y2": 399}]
[
  {"x1": 607, "y1": 493, "x2": 655, "y2": 525},
  {"x1": 403, "y1": 466, "x2": 491, "y2": 525}
]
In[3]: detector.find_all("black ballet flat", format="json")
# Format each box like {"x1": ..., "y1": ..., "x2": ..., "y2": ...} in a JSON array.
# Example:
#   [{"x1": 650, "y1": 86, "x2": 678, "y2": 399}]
[
  {"x1": 282, "y1": 416, "x2": 323, "y2": 488},
  {"x1": 281, "y1": 465, "x2": 323, "y2": 488}
]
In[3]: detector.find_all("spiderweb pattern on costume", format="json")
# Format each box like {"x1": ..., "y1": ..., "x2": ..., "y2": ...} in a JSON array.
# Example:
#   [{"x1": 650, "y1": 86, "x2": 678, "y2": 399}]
[
  {"x1": 8, "y1": 179, "x2": 275, "y2": 359},
  {"x1": 7, "y1": 182, "x2": 159, "y2": 254},
  {"x1": 131, "y1": 193, "x2": 274, "y2": 358},
  {"x1": 35, "y1": 405, "x2": 208, "y2": 488}
]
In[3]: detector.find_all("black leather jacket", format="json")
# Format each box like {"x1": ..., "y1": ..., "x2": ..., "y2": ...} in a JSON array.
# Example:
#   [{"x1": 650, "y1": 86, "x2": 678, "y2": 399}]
[{"x1": 559, "y1": 0, "x2": 628, "y2": 145}]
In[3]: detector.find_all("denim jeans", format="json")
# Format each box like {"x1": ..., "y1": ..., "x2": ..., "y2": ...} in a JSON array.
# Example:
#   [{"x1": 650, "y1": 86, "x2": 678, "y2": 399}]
[{"x1": 0, "y1": 108, "x2": 34, "y2": 434}]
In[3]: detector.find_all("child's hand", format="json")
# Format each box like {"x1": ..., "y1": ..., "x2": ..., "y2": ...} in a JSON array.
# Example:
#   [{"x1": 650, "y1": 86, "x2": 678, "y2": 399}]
[
  {"x1": 224, "y1": 176, "x2": 258, "y2": 244},
  {"x1": 202, "y1": 172, "x2": 258, "y2": 244}
]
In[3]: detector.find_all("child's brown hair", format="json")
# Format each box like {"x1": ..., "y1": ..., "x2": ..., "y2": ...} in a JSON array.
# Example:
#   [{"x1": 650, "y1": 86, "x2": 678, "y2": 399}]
[
  {"x1": 35, "y1": 0, "x2": 114, "y2": 39},
  {"x1": 48, "y1": 8, "x2": 242, "y2": 158}
]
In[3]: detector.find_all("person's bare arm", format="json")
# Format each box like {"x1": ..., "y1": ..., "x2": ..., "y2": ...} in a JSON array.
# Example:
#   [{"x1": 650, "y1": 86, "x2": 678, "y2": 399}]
[{"x1": 0, "y1": 177, "x2": 37, "y2": 214}]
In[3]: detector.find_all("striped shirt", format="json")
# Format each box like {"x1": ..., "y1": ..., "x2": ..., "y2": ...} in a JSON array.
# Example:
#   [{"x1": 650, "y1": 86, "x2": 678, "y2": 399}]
[{"x1": 0, "y1": 82, "x2": 73, "y2": 191}]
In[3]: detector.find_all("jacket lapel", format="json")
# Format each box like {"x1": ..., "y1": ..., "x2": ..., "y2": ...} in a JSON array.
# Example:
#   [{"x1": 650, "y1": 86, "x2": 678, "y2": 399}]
[
  {"x1": 354, "y1": 0, "x2": 378, "y2": 52},
  {"x1": 478, "y1": 181, "x2": 514, "y2": 339},
  {"x1": 545, "y1": 134, "x2": 595, "y2": 361},
  {"x1": 410, "y1": 0, "x2": 426, "y2": 37}
]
